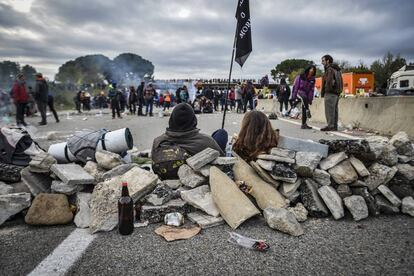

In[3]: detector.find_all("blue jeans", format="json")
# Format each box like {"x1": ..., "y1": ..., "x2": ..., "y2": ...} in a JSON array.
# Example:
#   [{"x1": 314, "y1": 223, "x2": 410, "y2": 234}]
[{"x1": 145, "y1": 98, "x2": 153, "y2": 115}]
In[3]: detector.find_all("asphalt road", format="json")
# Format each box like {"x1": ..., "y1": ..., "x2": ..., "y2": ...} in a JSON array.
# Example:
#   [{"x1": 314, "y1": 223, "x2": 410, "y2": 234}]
[{"x1": 1, "y1": 107, "x2": 413, "y2": 275}]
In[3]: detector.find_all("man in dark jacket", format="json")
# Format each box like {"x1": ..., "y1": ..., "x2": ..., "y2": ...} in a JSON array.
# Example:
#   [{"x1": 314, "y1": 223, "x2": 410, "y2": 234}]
[
  {"x1": 108, "y1": 82, "x2": 122, "y2": 119},
  {"x1": 12, "y1": 73, "x2": 28, "y2": 126},
  {"x1": 34, "y1": 73, "x2": 49, "y2": 125},
  {"x1": 321, "y1": 54, "x2": 342, "y2": 131},
  {"x1": 136, "y1": 81, "x2": 145, "y2": 116},
  {"x1": 152, "y1": 103, "x2": 225, "y2": 157}
]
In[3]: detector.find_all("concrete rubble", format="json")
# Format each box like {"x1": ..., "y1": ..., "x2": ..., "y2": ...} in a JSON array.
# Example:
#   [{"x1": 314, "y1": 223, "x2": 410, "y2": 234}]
[
  {"x1": 319, "y1": 152, "x2": 348, "y2": 171},
  {"x1": 51, "y1": 164, "x2": 95, "y2": 185},
  {"x1": 180, "y1": 185, "x2": 220, "y2": 217},
  {"x1": 401, "y1": 196, "x2": 414, "y2": 217},
  {"x1": 0, "y1": 193, "x2": 31, "y2": 225},
  {"x1": 21, "y1": 167, "x2": 52, "y2": 196},
  {"x1": 29, "y1": 152, "x2": 57, "y2": 173},
  {"x1": 312, "y1": 169, "x2": 331, "y2": 186},
  {"x1": 186, "y1": 148, "x2": 220, "y2": 171},
  {"x1": 328, "y1": 160, "x2": 358, "y2": 184},
  {"x1": 263, "y1": 208, "x2": 304, "y2": 236},
  {"x1": 25, "y1": 193, "x2": 73, "y2": 225},
  {"x1": 295, "y1": 151, "x2": 322, "y2": 177},
  {"x1": 178, "y1": 164, "x2": 206, "y2": 188},
  {"x1": 141, "y1": 199, "x2": 189, "y2": 224},
  {"x1": 318, "y1": 186, "x2": 345, "y2": 220},
  {"x1": 343, "y1": 195, "x2": 369, "y2": 221},
  {"x1": 74, "y1": 192, "x2": 92, "y2": 228},
  {"x1": 51, "y1": 180, "x2": 83, "y2": 195},
  {"x1": 187, "y1": 211, "x2": 225, "y2": 229},
  {"x1": 95, "y1": 150, "x2": 124, "y2": 170}
]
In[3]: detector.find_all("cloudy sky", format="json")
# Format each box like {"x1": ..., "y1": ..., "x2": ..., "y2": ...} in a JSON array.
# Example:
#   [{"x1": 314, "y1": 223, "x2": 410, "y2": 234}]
[{"x1": 1, "y1": 0, "x2": 413, "y2": 80}]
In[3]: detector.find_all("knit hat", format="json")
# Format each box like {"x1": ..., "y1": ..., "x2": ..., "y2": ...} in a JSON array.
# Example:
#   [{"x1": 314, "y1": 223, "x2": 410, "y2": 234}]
[{"x1": 167, "y1": 103, "x2": 197, "y2": 132}]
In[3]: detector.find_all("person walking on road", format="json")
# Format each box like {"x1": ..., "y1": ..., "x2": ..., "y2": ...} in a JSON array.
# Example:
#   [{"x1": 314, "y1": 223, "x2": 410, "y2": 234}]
[
  {"x1": 144, "y1": 83, "x2": 156, "y2": 116},
  {"x1": 235, "y1": 83, "x2": 244, "y2": 113},
  {"x1": 11, "y1": 73, "x2": 28, "y2": 127},
  {"x1": 321, "y1": 54, "x2": 342, "y2": 131},
  {"x1": 34, "y1": 73, "x2": 49, "y2": 125},
  {"x1": 108, "y1": 82, "x2": 122, "y2": 119},
  {"x1": 137, "y1": 81, "x2": 145, "y2": 116},
  {"x1": 129, "y1": 86, "x2": 137, "y2": 115},
  {"x1": 243, "y1": 81, "x2": 255, "y2": 113},
  {"x1": 47, "y1": 93, "x2": 60, "y2": 123},
  {"x1": 292, "y1": 65, "x2": 316, "y2": 129},
  {"x1": 276, "y1": 78, "x2": 291, "y2": 116}
]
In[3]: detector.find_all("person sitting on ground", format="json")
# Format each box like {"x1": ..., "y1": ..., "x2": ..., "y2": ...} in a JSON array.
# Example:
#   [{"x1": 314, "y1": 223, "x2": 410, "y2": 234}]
[{"x1": 233, "y1": 110, "x2": 279, "y2": 162}]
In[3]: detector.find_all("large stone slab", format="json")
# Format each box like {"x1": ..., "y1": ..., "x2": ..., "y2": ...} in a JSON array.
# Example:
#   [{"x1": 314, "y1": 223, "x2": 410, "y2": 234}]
[
  {"x1": 180, "y1": 185, "x2": 220, "y2": 217},
  {"x1": 364, "y1": 163, "x2": 398, "y2": 191},
  {"x1": 318, "y1": 185, "x2": 344, "y2": 220},
  {"x1": 328, "y1": 160, "x2": 358, "y2": 184},
  {"x1": 349, "y1": 156, "x2": 370, "y2": 177},
  {"x1": 100, "y1": 163, "x2": 138, "y2": 181},
  {"x1": 140, "y1": 199, "x2": 189, "y2": 223},
  {"x1": 278, "y1": 135, "x2": 328, "y2": 157},
  {"x1": 295, "y1": 151, "x2": 322, "y2": 177},
  {"x1": 187, "y1": 211, "x2": 225, "y2": 229},
  {"x1": 178, "y1": 164, "x2": 206, "y2": 188},
  {"x1": 319, "y1": 152, "x2": 347, "y2": 171},
  {"x1": 257, "y1": 154, "x2": 295, "y2": 164},
  {"x1": 145, "y1": 185, "x2": 174, "y2": 206},
  {"x1": 29, "y1": 152, "x2": 57, "y2": 173},
  {"x1": 0, "y1": 182, "x2": 14, "y2": 195},
  {"x1": 300, "y1": 179, "x2": 329, "y2": 217},
  {"x1": 336, "y1": 184, "x2": 352, "y2": 199},
  {"x1": 186, "y1": 148, "x2": 220, "y2": 171},
  {"x1": 319, "y1": 139, "x2": 373, "y2": 162},
  {"x1": 312, "y1": 169, "x2": 331, "y2": 186},
  {"x1": 287, "y1": 203, "x2": 308, "y2": 222},
  {"x1": 51, "y1": 164, "x2": 95, "y2": 185},
  {"x1": 271, "y1": 163, "x2": 297, "y2": 183},
  {"x1": 211, "y1": 157, "x2": 238, "y2": 165},
  {"x1": 95, "y1": 150, "x2": 124, "y2": 170},
  {"x1": 377, "y1": 185, "x2": 401, "y2": 207},
  {"x1": 352, "y1": 187, "x2": 380, "y2": 216},
  {"x1": 234, "y1": 159, "x2": 287, "y2": 210},
  {"x1": 401, "y1": 196, "x2": 414, "y2": 217},
  {"x1": 375, "y1": 195, "x2": 399, "y2": 214},
  {"x1": 89, "y1": 167, "x2": 158, "y2": 233},
  {"x1": 379, "y1": 145, "x2": 398, "y2": 166},
  {"x1": 270, "y1": 147, "x2": 296, "y2": 159},
  {"x1": 162, "y1": 180, "x2": 182, "y2": 190},
  {"x1": 263, "y1": 208, "x2": 304, "y2": 236},
  {"x1": 279, "y1": 179, "x2": 302, "y2": 198},
  {"x1": 366, "y1": 136, "x2": 389, "y2": 159},
  {"x1": 396, "y1": 164, "x2": 414, "y2": 181},
  {"x1": 343, "y1": 195, "x2": 369, "y2": 221},
  {"x1": 256, "y1": 159, "x2": 275, "y2": 171},
  {"x1": 210, "y1": 166, "x2": 260, "y2": 229},
  {"x1": 51, "y1": 180, "x2": 83, "y2": 195},
  {"x1": 25, "y1": 193, "x2": 73, "y2": 225},
  {"x1": 250, "y1": 161, "x2": 281, "y2": 188},
  {"x1": 74, "y1": 192, "x2": 92, "y2": 228},
  {"x1": 0, "y1": 192, "x2": 31, "y2": 225},
  {"x1": 21, "y1": 167, "x2": 52, "y2": 196}
]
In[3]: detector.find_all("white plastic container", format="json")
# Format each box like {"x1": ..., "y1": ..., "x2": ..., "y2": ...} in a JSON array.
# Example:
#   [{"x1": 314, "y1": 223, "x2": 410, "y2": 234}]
[
  {"x1": 96, "y1": 128, "x2": 133, "y2": 153},
  {"x1": 48, "y1": 142, "x2": 77, "y2": 163}
]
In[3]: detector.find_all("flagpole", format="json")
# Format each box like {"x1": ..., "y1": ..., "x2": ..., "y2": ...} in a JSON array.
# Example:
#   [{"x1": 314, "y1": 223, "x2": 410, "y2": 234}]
[{"x1": 221, "y1": 26, "x2": 238, "y2": 129}]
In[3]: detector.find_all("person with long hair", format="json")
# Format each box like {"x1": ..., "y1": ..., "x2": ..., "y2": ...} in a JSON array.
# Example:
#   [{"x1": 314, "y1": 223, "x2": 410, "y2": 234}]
[
  {"x1": 292, "y1": 65, "x2": 316, "y2": 129},
  {"x1": 233, "y1": 111, "x2": 279, "y2": 162}
]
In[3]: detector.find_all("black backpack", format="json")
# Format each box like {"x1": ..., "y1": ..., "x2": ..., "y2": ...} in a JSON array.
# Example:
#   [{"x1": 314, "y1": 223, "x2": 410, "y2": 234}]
[{"x1": 152, "y1": 142, "x2": 191, "y2": 180}]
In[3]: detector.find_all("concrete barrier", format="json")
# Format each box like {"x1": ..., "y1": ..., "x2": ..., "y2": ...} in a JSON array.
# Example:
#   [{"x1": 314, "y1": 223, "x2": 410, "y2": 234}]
[{"x1": 257, "y1": 97, "x2": 414, "y2": 138}]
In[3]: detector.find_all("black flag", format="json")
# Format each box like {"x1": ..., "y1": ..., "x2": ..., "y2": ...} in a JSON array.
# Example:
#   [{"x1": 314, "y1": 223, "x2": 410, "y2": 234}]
[{"x1": 235, "y1": 0, "x2": 252, "y2": 67}]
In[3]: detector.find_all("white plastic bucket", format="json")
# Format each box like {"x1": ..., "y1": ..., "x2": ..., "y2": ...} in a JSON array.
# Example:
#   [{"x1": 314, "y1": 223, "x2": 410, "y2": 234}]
[
  {"x1": 48, "y1": 142, "x2": 77, "y2": 163},
  {"x1": 96, "y1": 128, "x2": 133, "y2": 153}
]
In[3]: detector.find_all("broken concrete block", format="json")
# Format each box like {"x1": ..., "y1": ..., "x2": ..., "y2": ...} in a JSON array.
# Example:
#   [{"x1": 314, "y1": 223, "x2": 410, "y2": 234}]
[
  {"x1": 401, "y1": 196, "x2": 414, "y2": 217},
  {"x1": 336, "y1": 184, "x2": 352, "y2": 199},
  {"x1": 389, "y1": 131, "x2": 414, "y2": 156},
  {"x1": 366, "y1": 136, "x2": 389, "y2": 159},
  {"x1": 375, "y1": 195, "x2": 399, "y2": 214},
  {"x1": 0, "y1": 192, "x2": 31, "y2": 225},
  {"x1": 278, "y1": 135, "x2": 329, "y2": 157},
  {"x1": 271, "y1": 163, "x2": 297, "y2": 183},
  {"x1": 51, "y1": 180, "x2": 83, "y2": 195},
  {"x1": 187, "y1": 211, "x2": 225, "y2": 229},
  {"x1": 328, "y1": 160, "x2": 358, "y2": 184},
  {"x1": 210, "y1": 166, "x2": 260, "y2": 229},
  {"x1": 250, "y1": 161, "x2": 280, "y2": 188},
  {"x1": 89, "y1": 167, "x2": 158, "y2": 233},
  {"x1": 180, "y1": 185, "x2": 220, "y2": 217},
  {"x1": 145, "y1": 185, "x2": 174, "y2": 206},
  {"x1": 287, "y1": 203, "x2": 308, "y2": 222},
  {"x1": 198, "y1": 165, "x2": 211, "y2": 177},
  {"x1": 25, "y1": 193, "x2": 73, "y2": 225},
  {"x1": 318, "y1": 186, "x2": 344, "y2": 220},
  {"x1": 51, "y1": 164, "x2": 95, "y2": 185},
  {"x1": 29, "y1": 152, "x2": 57, "y2": 173},
  {"x1": 83, "y1": 161, "x2": 104, "y2": 181},
  {"x1": 352, "y1": 187, "x2": 380, "y2": 216},
  {"x1": 21, "y1": 167, "x2": 52, "y2": 196},
  {"x1": 140, "y1": 199, "x2": 189, "y2": 224},
  {"x1": 95, "y1": 150, "x2": 124, "y2": 170},
  {"x1": 101, "y1": 163, "x2": 138, "y2": 181},
  {"x1": 234, "y1": 159, "x2": 287, "y2": 210},
  {"x1": 279, "y1": 179, "x2": 302, "y2": 198},
  {"x1": 256, "y1": 159, "x2": 275, "y2": 171},
  {"x1": 398, "y1": 155, "x2": 414, "y2": 163},
  {"x1": 162, "y1": 180, "x2": 182, "y2": 190},
  {"x1": 211, "y1": 157, "x2": 238, "y2": 165},
  {"x1": 364, "y1": 163, "x2": 398, "y2": 191},
  {"x1": 343, "y1": 195, "x2": 369, "y2": 221},
  {"x1": 257, "y1": 154, "x2": 295, "y2": 164},
  {"x1": 0, "y1": 182, "x2": 13, "y2": 195},
  {"x1": 295, "y1": 151, "x2": 322, "y2": 177},
  {"x1": 319, "y1": 152, "x2": 347, "y2": 171},
  {"x1": 74, "y1": 192, "x2": 92, "y2": 228},
  {"x1": 377, "y1": 185, "x2": 401, "y2": 207},
  {"x1": 379, "y1": 144, "x2": 398, "y2": 166},
  {"x1": 263, "y1": 208, "x2": 304, "y2": 236},
  {"x1": 396, "y1": 164, "x2": 414, "y2": 181},
  {"x1": 349, "y1": 155, "x2": 370, "y2": 177},
  {"x1": 312, "y1": 169, "x2": 331, "y2": 186},
  {"x1": 178, "y1": 164, "x2": 206, "y2": 188},
  {"x1": 270, "y1": 147, "x2": 296, "y2": 159},
  {"x1": 299, "y1": 179, "x2": 329, "y2": 218},
  {"x1": 0, "y1": 162, "x2": 22, "y2": 183},
  {"x1": 186, "y1": 148, "x2": 220, "y2": 171}
]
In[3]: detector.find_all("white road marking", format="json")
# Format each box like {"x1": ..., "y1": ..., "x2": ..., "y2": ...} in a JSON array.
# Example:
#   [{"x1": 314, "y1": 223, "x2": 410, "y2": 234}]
[
  {"x1": 28, "y1": 229, "x2": 96, "y2": 276},
  {"x1": 277, "y1": 117, "x2": 362, "y2": 140}
]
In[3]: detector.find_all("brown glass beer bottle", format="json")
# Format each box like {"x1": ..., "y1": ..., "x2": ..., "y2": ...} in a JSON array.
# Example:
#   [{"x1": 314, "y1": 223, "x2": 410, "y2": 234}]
[{"x1": 118, "y1": 181, "x2": 134, "y2": 235}]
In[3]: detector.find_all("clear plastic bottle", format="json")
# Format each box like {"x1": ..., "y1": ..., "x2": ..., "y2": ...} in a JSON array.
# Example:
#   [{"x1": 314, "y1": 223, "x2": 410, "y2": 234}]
[{"x1": 225, "y1": 142, "x2": 233, "y2": 157}]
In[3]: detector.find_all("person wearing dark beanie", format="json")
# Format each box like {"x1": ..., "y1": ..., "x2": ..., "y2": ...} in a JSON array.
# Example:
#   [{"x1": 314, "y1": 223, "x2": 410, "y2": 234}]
[{"x1": 152, "y1": 103, "x2": 225, "y2": 158}]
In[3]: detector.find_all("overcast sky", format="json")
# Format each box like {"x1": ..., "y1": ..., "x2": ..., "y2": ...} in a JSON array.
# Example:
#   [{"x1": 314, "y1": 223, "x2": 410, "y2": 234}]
[{"x1": 1, "y1": 0, "x2": 413, "y2": 80}]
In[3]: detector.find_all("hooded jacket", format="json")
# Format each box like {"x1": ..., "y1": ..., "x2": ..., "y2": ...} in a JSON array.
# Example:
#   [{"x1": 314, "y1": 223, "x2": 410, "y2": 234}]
[
  {"x1": 35, "y1": 78, "x2": 49, "y2": 103},
  {"x1": 12, "y1": 80, "x2": 28, "y2": 103},
  {"x1": 322, "y1": 63, "x2": 341, "y2": 96},
  {"x1": 292, "y1": 73, "x2": 315, "y2": 102}
]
